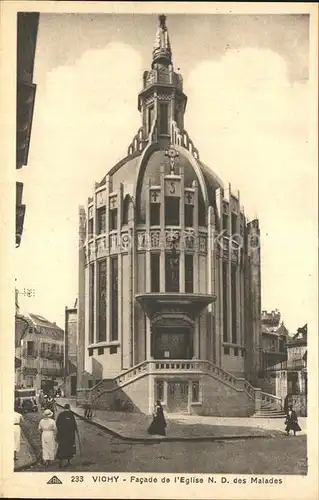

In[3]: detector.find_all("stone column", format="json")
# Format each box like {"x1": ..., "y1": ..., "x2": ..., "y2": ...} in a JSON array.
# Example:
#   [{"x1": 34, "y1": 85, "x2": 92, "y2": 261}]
[
  {"x1": 145, "y1": 180, "x2": 151, "y2": 293},
  {"x1": 77, "y1": 206, "x2": 86, "y2": 390},
  {"x1": 93, "y1": 183, "x2": 98, "y2": 344},
  {"x1": 105, "y1": 176, "x2": 110, "y2": 343},
  {"x1": 215, "y1": 188, "x2": 223, "y2": 367},
  {"x1": 180, "y1": 163, "x2": 185, "y2": 292},
  {"x1": 193, "y1": 180, "x2": 199, "y2": 293},
  {"x1": 193, "y1": 318, "x2": 200, "y2": 359},
  {"x1": 207, "y1": 206, "x2": 216, "y2": 362},
  {"x1": 118, "y1": 184, "x2": 123, "y2": 368},
  {"x1": 160, "y1": 165, "x2": 165, "y2": 291}
]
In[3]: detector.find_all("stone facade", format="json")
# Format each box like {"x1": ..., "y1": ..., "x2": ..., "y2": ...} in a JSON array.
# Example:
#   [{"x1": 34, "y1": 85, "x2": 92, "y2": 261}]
[
  {"x1": 77, "y1": 16, "x2": 262, "y2": 415},
  {"x1": 15, "y1": 313, "x2": 64, "y2": 393},
  {"x1": 259, "y1": 326, "x2": 307, "y2": 416}
]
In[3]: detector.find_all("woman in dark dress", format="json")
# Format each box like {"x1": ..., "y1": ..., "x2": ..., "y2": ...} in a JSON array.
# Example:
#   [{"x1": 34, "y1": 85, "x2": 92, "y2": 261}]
[
  {"x1": 285, "y1": 406, "x2": 301, "y2": 436},
  {"x1": 147, "y1": 400, "x2": 167, "y2": 436},
  {"x1": 56, "y1": 404, "x2": 79, "y2": 467}
]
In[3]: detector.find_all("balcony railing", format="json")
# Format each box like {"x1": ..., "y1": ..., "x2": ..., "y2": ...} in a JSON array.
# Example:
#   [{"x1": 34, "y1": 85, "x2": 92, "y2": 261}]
[
  {"x1": 40, "y1": 367, "x2": 64, "y2": 377},
  {"x1": 261, "y1": 359, "x2": 306, "y2": 372},
  {"x1": 40, "y1": 350, "x2": 64, "y2": 361},
  {"x1": 22, "y1": 349, "x2": 38, "y2": 358},
  {"x1": 22, "y1": 367, "x2": 37, "y2": 375}
]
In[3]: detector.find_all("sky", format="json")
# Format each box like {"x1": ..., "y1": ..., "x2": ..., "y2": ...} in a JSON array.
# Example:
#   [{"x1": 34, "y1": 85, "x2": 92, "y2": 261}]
[{"x1": 15, "y1": 12, "x2": 317, "y2": 332}]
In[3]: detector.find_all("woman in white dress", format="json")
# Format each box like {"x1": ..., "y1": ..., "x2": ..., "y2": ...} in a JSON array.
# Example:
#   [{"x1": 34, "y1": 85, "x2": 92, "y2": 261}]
[
  {"x1": 14, "y1": 411, "x2": 23, "y2": 461},
  {"x1": 38, "y1": 409, "x2": 57, "y2": 467}
]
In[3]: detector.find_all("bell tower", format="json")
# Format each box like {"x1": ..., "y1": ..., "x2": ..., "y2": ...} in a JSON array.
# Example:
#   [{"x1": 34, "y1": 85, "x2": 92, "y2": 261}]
[{"x1": 138, "y1": 15, "x2": 187, "y2": 149}]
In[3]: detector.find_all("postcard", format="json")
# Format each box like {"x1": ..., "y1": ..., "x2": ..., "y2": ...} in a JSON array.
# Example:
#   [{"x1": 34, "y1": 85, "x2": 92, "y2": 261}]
[{"x1": 1, "y1": 1, "x2": 318, "y2": 499}]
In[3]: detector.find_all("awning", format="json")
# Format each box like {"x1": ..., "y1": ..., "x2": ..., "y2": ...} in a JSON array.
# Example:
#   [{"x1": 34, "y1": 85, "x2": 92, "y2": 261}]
[{"x1": 135, "y1": 292, "x2": 216, "y2": 320}]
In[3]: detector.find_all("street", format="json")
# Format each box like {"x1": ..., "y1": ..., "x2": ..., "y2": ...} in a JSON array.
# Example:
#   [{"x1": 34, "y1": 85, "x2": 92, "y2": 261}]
[{"x1": 23, "y1": 413, "x2": 307, "y2": 475}]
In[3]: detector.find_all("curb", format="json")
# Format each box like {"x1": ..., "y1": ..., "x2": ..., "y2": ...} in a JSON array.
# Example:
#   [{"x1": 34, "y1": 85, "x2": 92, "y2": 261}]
[
  {"x1": 57, "y1": 403, "x2": 278, "y2": 444},
  {"x1": 14, "y1": 429, "x2": 40, "y2": 472}
]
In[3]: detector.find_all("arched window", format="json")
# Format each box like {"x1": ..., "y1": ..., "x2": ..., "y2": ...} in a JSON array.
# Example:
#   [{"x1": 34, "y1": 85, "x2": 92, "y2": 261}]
[
  {"x1": 198, "y1": 193, "x2": 206, "y2": 226},
  {"x1": 122, "y1": 195, "x2": 130, "y2": 225}
]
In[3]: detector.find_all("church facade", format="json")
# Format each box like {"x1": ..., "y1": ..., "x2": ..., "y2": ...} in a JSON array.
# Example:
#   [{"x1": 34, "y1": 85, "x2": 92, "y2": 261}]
[{"x1": 77, "y1": 16, "x2": 262, "y2": 416}]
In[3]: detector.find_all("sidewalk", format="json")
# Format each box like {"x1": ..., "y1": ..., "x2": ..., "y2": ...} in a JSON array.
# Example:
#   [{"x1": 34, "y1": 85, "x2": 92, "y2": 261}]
[
  {"x1": 14, "y1": 429, "x2": 37, "y2": 471},
  {"x1": 57, "y1": 398, "x2": 303, "y2": 442}
]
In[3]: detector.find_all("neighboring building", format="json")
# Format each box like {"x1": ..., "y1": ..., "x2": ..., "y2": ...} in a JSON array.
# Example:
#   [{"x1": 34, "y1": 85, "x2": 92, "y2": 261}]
[
  {"x1": 259, "y1": 324, "x2": 307, "y2": 416},
  {"x1": 64, "y1": 302, "x2": 78, "y2": 396},
  {"x1": 260, "y1": 310, "x2": 288, "y2": 370},
  {"x1": 77, "y1": 15, "x2": 262, "y2": 416},
  {"x1": 14, "y1": 314, "x2": 29, "y2": 383},
  {"x1": 16, "y1": 12, "x2": 39, "y2": 247},
  {"x1": 258, "y1": 309, "x2": 289, "y2": 395},
  {"x1": 15, "y1": 313, "x2": 64, "y2": 394}
]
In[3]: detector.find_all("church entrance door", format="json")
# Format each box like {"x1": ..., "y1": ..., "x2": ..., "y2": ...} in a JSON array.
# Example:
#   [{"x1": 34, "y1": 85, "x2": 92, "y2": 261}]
[
  {"x1": 167, "y1": 381, "x2": 189, "y2": 413},
  {"x1": 152, "y1": 327, "x2": 192, "y2": 360}
]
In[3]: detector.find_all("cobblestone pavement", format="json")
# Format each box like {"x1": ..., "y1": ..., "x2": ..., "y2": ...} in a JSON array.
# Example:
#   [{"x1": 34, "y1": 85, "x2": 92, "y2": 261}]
[
  {"x1": 23, "y1": 412, "x2": 307, "y2": 475},
  {"x1": 14, "y1": 429, "x2": 36, "y2": 470}
]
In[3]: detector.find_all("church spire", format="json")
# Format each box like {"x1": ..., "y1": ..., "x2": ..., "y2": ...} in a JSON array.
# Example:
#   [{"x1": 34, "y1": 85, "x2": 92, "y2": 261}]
[{"x1": 152, "y1": 14, "x2": 172, "y2": 68}]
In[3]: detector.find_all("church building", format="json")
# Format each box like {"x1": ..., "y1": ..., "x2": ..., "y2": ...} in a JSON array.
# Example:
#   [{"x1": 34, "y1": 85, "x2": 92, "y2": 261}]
[{"x1": 77, "y1": 15, "x2": 262, "y2": 416}]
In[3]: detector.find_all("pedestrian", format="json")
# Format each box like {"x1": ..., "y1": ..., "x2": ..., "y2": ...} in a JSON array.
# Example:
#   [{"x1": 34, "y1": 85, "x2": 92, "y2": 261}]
[
  {"x1": 84, "y1": 403, "x2": 93, "y2": 420},
  {"x1": 56, "y1": 404, "x2": 79, "y2": 468},
  {"x1": 284, "y1": 395, "x2": 289, "y2": 414},
  {"x1": 147, "y1": 400, "x2": 167, "y2": 436},
  {"x1": 45, "y1": 395, "x2": 57, "y2": 418},
  {"x1": 38, "y1": 409, "x2": 57, "y2": 468},
  {"x1": 14, "y1": 411, "x2": 23, "y2": 461},
  {"x1": 38, "y1": 390, "x2": 44, "y2": 409},
  {"x1": 285, "y1": 405, "x2": 301, "y2": 436}
]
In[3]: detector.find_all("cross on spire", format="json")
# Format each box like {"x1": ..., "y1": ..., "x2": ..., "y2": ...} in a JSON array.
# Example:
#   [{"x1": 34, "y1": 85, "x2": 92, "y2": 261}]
[
  {"x1": 152, "y1": 14, "x2": 172, "y2": 68},
  {"x1": 185, "y1": 191, "x2": 194, "y2": 205},
  {"x1": 151, "y1": 191, "x2": 159, "y2": 203},
  {"x1": 165, "y1": 146, "x2": 179, "y2": 174}
]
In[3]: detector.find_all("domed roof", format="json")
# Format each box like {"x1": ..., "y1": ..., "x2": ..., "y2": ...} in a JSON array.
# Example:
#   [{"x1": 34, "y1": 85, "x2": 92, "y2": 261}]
[
  {"x1": 98, "y1": 144, "x2": 224, "y2": 225},
  {"x1": 135, "y1": 145, "x2": 223, "y2": 223}
]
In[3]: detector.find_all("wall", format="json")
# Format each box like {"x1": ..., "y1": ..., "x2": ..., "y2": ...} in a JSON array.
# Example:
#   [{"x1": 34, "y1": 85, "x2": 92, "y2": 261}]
[
  {"x1": 275, "y1": 370, "x2": 287, "y2": 400},
  {"x1": 93, "y1": 371, "x2": 254, "y2": 416},
  {"x1": 198, "y1": 255, "x2": 207, "y2": 293},
  {"x1": 288, "y1": 345, "x2": 307, "y2": 362},
  {"x1": 66, "y1": 309, "x2": 77, "y2": 362},
  {"x1": 291, "y1": 394, "x2": 307, "y2": 417},
  {"x1": 90, "y1": 349, "x2": 121, "y2": 379},
  {"x1": 257, "y1": 373, "x2": 277, "y2": 395},
  {"x1": 135, "y1": 252, "x2": 146, "y2": 363},
  {"x1": 93, "y1": 374, "x2": 149, "y2": 413},
  {"x1": 191, "y1": 373, "x2": 254, "y2": 416},
  {"x1": 221, "y1": 351, "x2": 245, "y2": 378},
  {"x1": 121, "y1": 253, "x2": 131, "y2": 370}
]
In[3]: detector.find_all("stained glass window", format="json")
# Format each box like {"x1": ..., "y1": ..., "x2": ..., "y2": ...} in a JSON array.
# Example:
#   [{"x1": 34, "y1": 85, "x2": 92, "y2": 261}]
[
  {"x1": 97, "y1": 207, "x2": 106, "y2": 234},
  {"x1": 165, "y1": 197, "x2": 179, "y2": 225},
  {"x1": 185, "y1": 254, "x2": 193, "y2": 293},
  {"x1": 231, "y1": 264, "x2": 237, "y2": 344},
  {"x1": 151, "y1": 253, "x2": 160, "y2": 292},
  {"x1": 159, "y1": 103, "x2": 169, "y2": 134},
  {"x1": 165, "y1": 253, "x2": 179, "y2": 292},
  {"x1": 223, "y1": 261, "x2": 228, "y2": 342},
  {"x1": 184, "y1": 204, "x2": 193, "y2": 227},
  {"x1": 109, "y1": 209, "x2": 117, "y2": 231},
  {"x1": 150, "y1": 203, "x2": 160, "y2": 225},
  {"x1": 111, "y1": 257, "x2": 118, "y2": 341},
  {"x1": 148, "y1": 105, "x2": 154, "y2": 134},
  {"x1": 122, "y1": 196, "x2": 130, "y2": 225},
  {"x1": 88, "y1": 218, "x2": 94, "y2": 239},
  {"x1": 98, "y1": 260, "x2": 106, "y2": 342},
  {"x1": 155, "y1": 380, "x2": 164, "y2": 402},
  {"x1": 192, "y1": 381, "x2": 199, "y2": 402}
]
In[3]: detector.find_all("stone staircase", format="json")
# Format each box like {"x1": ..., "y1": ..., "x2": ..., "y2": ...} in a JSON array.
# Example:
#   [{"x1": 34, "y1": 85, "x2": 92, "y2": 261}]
[
  {"x1": 77, "y1": 359, "x2": 260, "y2": 416},
  {"x1": 252, "y1": 391, "x2": 286, "y2": 418}
]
